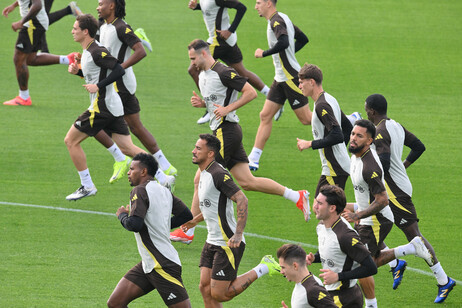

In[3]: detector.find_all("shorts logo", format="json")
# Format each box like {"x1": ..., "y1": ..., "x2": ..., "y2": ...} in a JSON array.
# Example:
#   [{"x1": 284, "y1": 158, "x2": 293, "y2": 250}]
[
  {"x1": 75, "y1": 121, "x2": 81, "y2": 127},
  {"x1": 200, "y1": 199, "x2": 212, "y2": 208},
  {"x1": 293, "y1": 100, "x2": 300, "y2": 106},
  {"x1": 400, "y1": 218, "x2": 407, "y2": 225},
  {"x1": 216, "y1": 270, "x2": 225, "y2": 277},
  {"x1": 16, "y1": 43, "x2": 24, "y2": 49},
  {"x1": 167, "y1": 293, "x2": 177, "y2": 300}
]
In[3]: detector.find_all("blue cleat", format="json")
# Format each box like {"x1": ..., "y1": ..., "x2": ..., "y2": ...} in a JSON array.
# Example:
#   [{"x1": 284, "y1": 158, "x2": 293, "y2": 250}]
[
  {"x1": 249, "y1": 161, "x2": 259, "y2": 171},
  {"x1": 434, "y1": 277, "x2": 455, "y2": 303},
  {"x1": 391, "y1": 260, "x2": 407, "y2": 290}
]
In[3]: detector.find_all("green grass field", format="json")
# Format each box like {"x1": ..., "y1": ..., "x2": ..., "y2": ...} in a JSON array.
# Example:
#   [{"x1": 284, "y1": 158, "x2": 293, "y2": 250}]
[{"x1": 1, "y1": 0, "x2": 461, "y2": 306}]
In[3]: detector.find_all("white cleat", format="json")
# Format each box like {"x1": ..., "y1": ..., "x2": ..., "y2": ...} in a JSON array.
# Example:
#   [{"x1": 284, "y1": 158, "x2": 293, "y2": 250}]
[
  {"x1": 411, "y1": 236, "x2": 434, "y2": 265},
  {"x1": 347, "y1": 112, "x2": 362, "y2": 126},
  {"x1": 197, "y1": 111, "x2": 210, "y2": 125},
  {"x1": 69, "y1": 1, "x2": 83, "y2": 17},
  {"x1": 274, "y1": 105, "x2": 284, "y2": 121},
  {"x1": 66, "y1": 185, "x2": 97, "y2": 201},
  {"x1": 162, "y1": 174, "x2": 176, "y2": 193}
]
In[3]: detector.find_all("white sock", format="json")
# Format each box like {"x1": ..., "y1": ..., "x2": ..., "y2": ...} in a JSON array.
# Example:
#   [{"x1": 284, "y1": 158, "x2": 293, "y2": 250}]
[
  {"x1": 248, "y1": 147, "x2": 263, "y2": 163},
  {"x1": 59, "y1": 55, "x2": 70, "y2": 65},
  {"x1": 19, "y1": 89, "x2": 29, "y2": 100},
  {"x1": 155, "y1": 169, "x2": 167, "y2": 185},
  {"x1": 430, "y1": 262, "x2": 449, "y2": 285},
  {"x1": 365, "y1": 298, "x2": 377, "y2": 308},
  {"x1": 185, "y1": 227, "x2": 195, "y2": 237},
  {"x1": 283, "y1": 188, "x2": 300, "y2": 203},
  {"x1": 260, "y1": 85, "x2": 270, "y2": 96},
  {"x1": 253, "y1": 263, "x2": 269, "y2": 278},
  {"x1": 153, "y1": 150, "x2": 171, "y2": 171},
  {"x1": 107, "y1": 144, "x2": 126, "y2": 162},
  {"x1": 388, "y1": 259, "x2": 398, "y2": 269},
  {"x1": 394, "y1": 242, "x2": 416, "y2": 258},
  {"x1": 78, "y1": 169, "x2": 94, "y2": 188}
]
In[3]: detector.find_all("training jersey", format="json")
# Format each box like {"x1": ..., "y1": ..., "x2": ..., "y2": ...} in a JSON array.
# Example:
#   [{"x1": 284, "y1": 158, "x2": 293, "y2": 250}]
[
  {"x1": 316, "y1": 217, "x2": 371, "y2": 291},
  {"x1": 291, "y1": 274, "x2": 336, "y2": 307},
  {"x1": 267, "y1": 12, "x2": 302, "y2": 82},
  {"x1": 80, "y1": 40, "x2": 123, "y2": 117},
  {"x1": 99, "y1": 18, "x2": 140, "y2": 95},
  {"x1": 129, "y1": 180, "x2": 185, "y2": 273},
  {"x1": 18, "y1": 0, "x2": 48, "y2": 30},
  {"x1": 198, "y1": 161, "x2": 244, "y2": 247},
  {"x1": 373, "y1": 119, "x2": 417, "y2": 198},
  {"x1": 199, "y1": 0, "x2": 238, "y2": 47},
  {"x1": 198, "y1": 61, "x2": 247, "y2": 130},
  {"x1": 311, "y1": 92, "x2": 350, "y2": 177},
  {"x1": 350, "y1": 148, "x2": 394, "y2": 225}
]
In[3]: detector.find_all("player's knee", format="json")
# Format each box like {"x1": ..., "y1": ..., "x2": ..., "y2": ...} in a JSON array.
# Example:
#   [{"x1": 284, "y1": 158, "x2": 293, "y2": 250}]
[
  {"x1": 106, "y1": 297, "x2": 119, "y2": 308},
  {"x1": 237, "y1": 179, "x2": 254, "y2": 191},
  {"x1": 211, "y1": 290, "x2": 231, "y2": 302},
  {"x1": 64, "y1": 135, "x2": 75, "y2": 149},
  {"x1": 259, "y1": 110, "x2": 273, "y2": 123},
  {"x1": 300, "y1": 117, "x2": 311, "y2": 125}
]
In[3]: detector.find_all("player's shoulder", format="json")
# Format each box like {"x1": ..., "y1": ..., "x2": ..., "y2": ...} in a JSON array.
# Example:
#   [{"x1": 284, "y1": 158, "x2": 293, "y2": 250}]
[{"x1": 87, "y1": 41, "x2": 110, "y2": 58}]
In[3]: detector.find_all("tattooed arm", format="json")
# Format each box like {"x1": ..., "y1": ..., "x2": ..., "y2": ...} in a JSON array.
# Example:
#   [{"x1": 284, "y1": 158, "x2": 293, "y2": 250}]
[{"x1": 227, "y1": 190, "x2": 248, "y2": 248}]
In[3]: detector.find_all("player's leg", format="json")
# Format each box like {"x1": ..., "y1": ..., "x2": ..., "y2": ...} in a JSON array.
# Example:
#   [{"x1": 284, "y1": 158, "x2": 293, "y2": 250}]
[
  {"x1": 107, "y1": 277, "x2": 146, "y2": 308},
  {"x1": 14, "y1": 49, "x2": 30, "y2": 91},
  {"x1": 199, "y1": 267, "x2": 221, "y2": 308},
  {"x1": 293, "y1": 104, "x2": 312, "y2": 125},
  {"x1": 111, "y1": 133, "x2": 146, "y2": 157},
  {"x1": 48, "y1": 1, "x2": 82, "y2": 25},
  {"x1": 358, "y1": 276, "x2": 377, "y2": 308}
]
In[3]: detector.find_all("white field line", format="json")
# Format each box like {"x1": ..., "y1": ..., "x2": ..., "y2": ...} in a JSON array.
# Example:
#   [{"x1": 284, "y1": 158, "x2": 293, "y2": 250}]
[{"x1": 2, "y1": 201, "x2": 460, "y2": 285}]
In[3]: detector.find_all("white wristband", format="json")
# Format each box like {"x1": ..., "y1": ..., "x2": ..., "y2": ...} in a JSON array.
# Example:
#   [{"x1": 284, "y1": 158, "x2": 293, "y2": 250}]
[{"x1": 353, "y1": 203, "x2": 359, "y2": 212}]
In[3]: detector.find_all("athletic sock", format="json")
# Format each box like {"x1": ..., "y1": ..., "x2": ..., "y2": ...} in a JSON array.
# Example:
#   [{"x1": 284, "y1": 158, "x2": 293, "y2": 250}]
[
  {"x1": 155, "y1": 169, "x2": 167, "y2": 185},
  {"x1": 283, "y1": 188, "x2": 300, "y2": 203},
  {"x1": 185, "y1": 227, "x2": 195, "y2": 237},
  {"x1": 253, "y1": 263, "x2": 269, "y2": 278},
  {"x1": 383, "y1": 245, "x2": 398, "y2": 269},
  {"x1": 153, "y1": 150, "x2": 171, "y2": 171},
  {"x1": 107, "y1": 144, "x2": 126, "y2": 162},
  {"x1": 260, "y1": 85, "x2": 270, "y2": 96},
  {"x1": 59, "y1": 55, "x2": 70, "y2": 65},
  {"x1": 365, "y1": 298, "x2": 377, "y2": 308},
  {"x1": 430, "y1": 262, "x2": 449, "y2": 285},
  {"x1": 78, "y1": 169, "x2": 94, "y2": 189},
  {"x1": 248, "y1": 147, "x2": 263, "y2": 163},
  {"x1": 19, "y1": 89, "x2": 29, "y2": 100},
  {"x1": 394, "y1": 242, "x2": 416, "y2": 258}
]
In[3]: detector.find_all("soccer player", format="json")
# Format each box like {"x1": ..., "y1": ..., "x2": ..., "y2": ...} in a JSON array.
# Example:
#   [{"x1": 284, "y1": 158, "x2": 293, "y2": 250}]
[
  {"x1": 109, "y1": 153, "x2": 192, "y2": 307},
  {"x1": 342, "y1": 120, "x2": 433, "y2": 308},
  {"x1": 180, "y1": 134, "x2": 281, "y2": 307},
  {"x1": 2, "y1": 0, "x2": 79, "y2": 106},
  {"x1": 187, "y1": 0, "x2": 273, "y2": 125},
  {"x1": 364, "y1": 93, "x2": 455, "y2": 303},
  {"x1": 95, "y1": 0, "x2": 177, "y2": 189},
  {"x1": 248, "y1": 0, "x2": 312, "y2": 171},
  {"x1": 296, "y1": 64, "x2": 352, "y2": 197},
  {"x1": 276, "y1": 244, "x2": 336, "y2": 308},
  {"x1": 170, "y1": 40, "x2": 310, "y2": 243}
]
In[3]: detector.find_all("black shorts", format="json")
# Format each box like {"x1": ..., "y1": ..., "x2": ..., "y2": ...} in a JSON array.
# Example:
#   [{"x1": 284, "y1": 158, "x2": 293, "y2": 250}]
[
  {"x1": 117, "y1": 91, "x2": 141, "y2": 115},
  {"x1": 209, "y1": 39, "x2": 243, "y2": 65},
  {"x1": 73, "y1": 110, "x2": 129, "y2": 137},
  {"x1": 328, "y1": 284, "x2": 363, "y2": 308},
  {"x1": 16, "y1": 26, "x2": 46, "y2": 53},
  {"x1": 199, "y1": 241, "x2": 246, "y2": 281},
  {"x1": 267, "y1": 79, "x2": 308, "y2": 109},
  {"x1": 213, "y1": 121, "x2": 248, "y2": 170},
  {"x1": 315, "y1": 175, "x2": 349, "y2": 197},
  {"x1": 389, "y1": 195, "x2": 419, "y2": 229},
  {"x1": 355, "y1": 221, "x2": 393, "y2": 258},
  {"x1": 124, "y1": 262, "x2": 189, "y2": 306}
]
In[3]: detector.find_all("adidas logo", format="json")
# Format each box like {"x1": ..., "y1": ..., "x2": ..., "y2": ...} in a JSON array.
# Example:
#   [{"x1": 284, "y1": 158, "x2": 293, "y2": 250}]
[
  {"x1": 400, "y1": 218, "x2": 408, "y2": 225},
  {"x1": 375, "y1": 133, "x2": 383, "y2": 140},
  {"x1": 216, "y1": 270, "x2": 225, "y2": 277},
  {"x1": 371, "y1": 172, "x2": 378, "y2": 179},
  {"x1": 318, "y1": 292, "x2": 327, "y2": 300},
  {"x1": 167, "y1": 293, "x2": 177, "y2": 301},
  {"x1": 131, "y1": 194, "x2": 138, "y2": 202},
  {"x1": 293, "y1": 100, "x2": 300, "y2": 106},
  {"x1": 230, "y1": 72, "x2": 236, "y2": 79},
  {"x1": 102, "y1": 52, "x2": 107, "y2": 58},
  {"x1": 125, "y1": 27, "x2": 132, "y2": 34},
  {"x1": 321, "y1": 109, "x2": 328, "y2": 116},
  {"x1": 352, "y1": 238, "x2": 359, "y2": 246},
  {"x1": 273, "y1": 21, "x2": 280, "y2": 27},
  {"x1": 224, "y1": 174, "x2": 230, "y2": 182},
  {"x1": 75, "y1": 121, "x2": 81, "y2": 127},
  {"x1": 16, "y1": 43, "x2": 24, "y2": 49}
]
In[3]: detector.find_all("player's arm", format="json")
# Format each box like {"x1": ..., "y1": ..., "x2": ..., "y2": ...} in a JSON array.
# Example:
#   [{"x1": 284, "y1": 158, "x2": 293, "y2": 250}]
[
  {"x1": 349, "y1": 190, "x2": 389, "y2": 221},
  {"x1": 188, "y1": 0, "x2": 200, "y2": 10},
  {"x1": 117, "y1": 206, "x2": 144, "y2": 232},
  {"x1": 2, "y1": 0, "x2": 18, "y2": 17},
  {"x1": 171, "y1": 195, "x2": 194, "y2": 229},
  {"x1": 293, "y1": 25, "x2": 308, "y2": 52},
  {"x1": 321, "y1": 255, "x2": 377, "y2": 285},
  {"x1": 213, "y1": 82, "x2": 257, "y2": 118},
  {"x1": 402, "y1": 126, "x2": 426, "y2": 168},
  {"x1": 121, "y1": 42, "x2": 146, "y2": 69},
  {"x1": 182, "y1": 212, "x2": 204, "y2": 231},
  {"x1": 260, "y1": 34, "x2": 289, "y2": 57},
  {"x1": 12, "y1": 0, "x2": 41, "y2": 31},
  {"x1": 227, "y1": 190, "x2": 248, "y2": 248},
  {"x1": 216, "y1": 0, "x2": 246, "y2": 40}
]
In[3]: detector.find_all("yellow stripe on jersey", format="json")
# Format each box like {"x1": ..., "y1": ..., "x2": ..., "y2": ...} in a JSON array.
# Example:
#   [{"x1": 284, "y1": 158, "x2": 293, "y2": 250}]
[
  {"x1": 371, "y1": 215, "x2": 381, "y2": 244},
  {"x1": 209, "y1": 29, "x2": 220, "y2": 56},
  {"x1": 142, "y1": 242, "x2": 185, "y2": 288},
  {"x1": 333, "y1": 295, "x2": 343, "y2": 307},
  {"x1": 113, "y1": 81, "x2": 119, "y2": 92},
  {"x1": 89, "y1": 93, "x2": 100, "y2": 127},
  {"x1": 217, "y1": 212, "x2": 230, "y2": 243},
  {"x1": 323, "y1": 149, "x2": 338, "y2": 177},
  {"x1": 221, "y1": 245, "x2": 236, "y2": 270},
  {"x1": 215, "y1": 128, "x2": 225, "y2": 161},
  {"x1": 27, "y1": 20, "x2": 36, "y2": 44},
  {"x1": 385, "y1": 182, "x2": 412, "y2": 214}
]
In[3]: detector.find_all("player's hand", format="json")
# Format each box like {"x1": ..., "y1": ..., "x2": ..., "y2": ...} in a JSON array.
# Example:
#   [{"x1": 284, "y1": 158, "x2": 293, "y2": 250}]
[
  {"x1": 116, "y1": 205, "x2": 129, "y2": 216},
  {"x1": 181, "y1": 220, "x2": 197, "y2": 232},
  {"x1": 227, "y1": 233, "x2": 242, "y2": 248},
  {"x1": 191, "y1": 91, "x2": 205, "y2": 108},
  {"x1": 306, "y1": 252, "x2": 315, "y2": 265},
  {"x1": 216, "y1": 29, "x2": 231, "y2": 40},
  {"x1": 281, "y1": 301, "x2": 288, "y2": 308},
  {"x1": 255, "y1": 48, "x2": 264, "y2": 58},
  {"x1": 68, "y1": 62, "x2": 79, "y2": 75},
  {"x1": 83, "y1": 84, "x2": 99, "y2": 93},
  {"x1": 319, "y1": 268, "x2": 339, "y2": 285},
  {"x1": 297, "y1": 138, "x2": 312, "y2": 151},
  {"x1": 213, "y1": 104, "x2": 229, "y2": 119},
  {"x1": 188, "y1": 0, "x2": 198, "y2": 9},
  {"x1": 12, "y1": 20, "x2": 22, "y2": 31},
  {"x1": 2, "y1": 4, "x2": 15, "y2": 17},
  {"x1": 341, "y1": 210, "x2": 359, "y2": 223}
]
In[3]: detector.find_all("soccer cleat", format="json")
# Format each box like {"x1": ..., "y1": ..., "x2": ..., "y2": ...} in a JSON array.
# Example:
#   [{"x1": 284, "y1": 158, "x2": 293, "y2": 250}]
[
  {"x1": 197, "y1": 111, "x2": 210, "y2": 125},
  {"x1": 410, "y1": 236, "x2": 434, "y2": 265},
  {"x1": 163, "y1": 174, "x2": 176, "y2": 193},
  {"x1": 134, "y1": 28, "x2": 153, "y2": 52},
  {"x1": 248, "y1": 160, "x2": 259, "y2": 171},
  {"x1": 164, "y1": 165, "x2": 178, "y2": 177},
  {"x1": 109, "y1": 156, "x2": 132, "y2": 184},
  {"x1": 3, "y1": 96, "x2": 32, "y2": 106},
  {"x1": 434, "y1": 277, "x2": 455, "y2": 303},
  {"x1": 260, "y1": 255, "x2": 281, "y2": 276},
  {"x1": 69, "y1": 1, "x2": 83, "y2": 17},
  {"x1": 347, "y1": 112, "x2": 362, "y2": 126},
  {"x1": 170, "y1": 228, "x2": 194, "y2": 244},
  {"x1": 67, "y1": 52, "x2": 80, "y2": 65},
  {"x1": 391, "y1": 259, "x2": 407, "y2": 290},
  {"x1": 66, "y1": 185, "x2": 97, "y2": 201},
  {"x1": 274, "y1": 105, "x2": 284, "y2": 121},
  {"x1": 296, "y1": 190, "x2": 310, "y2": 222}
]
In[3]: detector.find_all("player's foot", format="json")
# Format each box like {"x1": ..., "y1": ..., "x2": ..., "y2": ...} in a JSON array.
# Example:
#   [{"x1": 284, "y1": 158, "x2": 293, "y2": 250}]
[
  {"x1": 347, "y1": 112, "x2": 362, "y2": 126},
  {"x1": 66, "y1": 185, "x2": 97, "y2": 201},
  {"x1": 67, "y1": 52, "x2": 80, "y2": 65},
  {"x1": 391, "y1": 259, "x2": 407, "y2": 290},
  {"x1": 170, "y1": 228, "x2": 194, "y2": 244},
  {"x1": 134, "y1": 28, "x2": 153, "y2": 52},
  {"x1": 296, "y1": 190, "x2": 310, "y2": 222},
  {"x1": 197, "y1": 111, "x2": 210, "y2": 124},
  {"x1": 260, "y1": 255, "x2": 281, "y2": 276},
  {"x1": 434, "y1": 277, "x2": 456, "y2": 303},
  {"x1": 163, "y1": 174, "x2": 176, "y2": 193},
  {"x1": 109, "y1": 156, "x2": 132, "y2": 184},
  {"x1": 410, "y1": 236, "x2": 433, "y2": 265},
  {"x1": 3, "y1": 96, "x2": 32, "y2": 106},
  {"x1": 164, "y1": 165, "x2": 178, "y2": 177},
  {"x1": 248, "y1": 160, "x2": 259, "y2": 171},
  {"x1": 69, "y1": 1, "x2": 83, "y2": 17},
  {"x1": 274, "y1": 105, "x2": 284, "y2": 121}
]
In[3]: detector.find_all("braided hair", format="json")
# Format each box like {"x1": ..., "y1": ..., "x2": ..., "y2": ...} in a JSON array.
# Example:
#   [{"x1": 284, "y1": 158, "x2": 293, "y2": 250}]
[{"x1": 113, "y1": 0, "x2": 126, "y2": 19}]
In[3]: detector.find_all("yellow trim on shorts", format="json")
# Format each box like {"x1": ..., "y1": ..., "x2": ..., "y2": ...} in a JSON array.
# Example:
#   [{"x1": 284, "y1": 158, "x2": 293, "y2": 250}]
[
  {"x1": 221, "y1": 245, "x2": 236, "y2": 270},
  {"x1": 385, "y1": 182, "x2": 412, "y2": 214},
  {"x1": 371, "y1": 215, "x2": 381, "y2": 244},
  {"x1": 209, "y1": 30, "x2": 220, "y2": 56},
  {"x1": 215, "y1": 127, "x2": 225, "y2": 160},
  {"x1": 89, "y1": 93, "x2": 100, "y2": 127},
  {"x1": 326, "y1": 176, "x2": 336, "y2": 185},
  {"x1": 28, "y1": 20, "x2": 36, "y2": 44}
]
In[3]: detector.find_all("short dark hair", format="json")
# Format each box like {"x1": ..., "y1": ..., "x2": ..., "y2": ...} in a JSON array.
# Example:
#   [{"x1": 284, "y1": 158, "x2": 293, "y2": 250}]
[
  {"x1": 277, "y1": 244, "x2": 306, "y2": 265},
  {"x1": 188, "y1": 39, "x2": 210, "y2": 53},
  {"x1": 319, "y1": 185, "x2": 346, "y2": 214},
  {"x1": 76, "y1": 14, "x2": 98, "y2": 38},
  {"x1": 199, "y1": 134, "x2": 221, "y2": 156},
  {"x1": 354, "y1": 119, "x2": 376, "y2": 139},
  {"x1": 365, "y1": 94, "x2": 388, "y2": 115},
  {"x1": 298, "y1": 63, "x2": 323, "y2": 85},
  {"x1": 132, "y1": 153, "x2": 158, "y2": 177}
]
